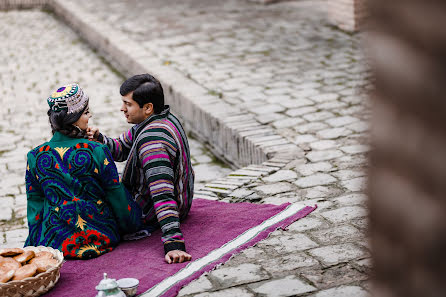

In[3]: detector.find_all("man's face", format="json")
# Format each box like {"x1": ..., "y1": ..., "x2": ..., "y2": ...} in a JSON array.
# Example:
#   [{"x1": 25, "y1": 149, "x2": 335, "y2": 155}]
[{"x1": 120, "y1": 92, "x2": 152, "y2": 124}]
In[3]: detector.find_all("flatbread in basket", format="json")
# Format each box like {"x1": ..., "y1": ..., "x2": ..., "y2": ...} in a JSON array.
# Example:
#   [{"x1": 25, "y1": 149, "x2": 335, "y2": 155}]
[{"x1": 0, "y1": 246, "x2": 64, "y2": 297}]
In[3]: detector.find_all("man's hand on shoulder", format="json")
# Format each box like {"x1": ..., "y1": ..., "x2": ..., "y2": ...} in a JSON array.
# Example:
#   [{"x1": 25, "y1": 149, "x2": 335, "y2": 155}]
[
  {"x1": 165, "y1": 250, "x2": 192, "y2": 264},
  {"x1": 86, "y1": 127, "x2": 100, "y2": 141}
]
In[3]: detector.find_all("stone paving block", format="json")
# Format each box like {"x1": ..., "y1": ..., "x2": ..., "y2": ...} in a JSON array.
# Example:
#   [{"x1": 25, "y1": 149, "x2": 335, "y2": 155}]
[
  {"x1": 309, "y1": 140, "x2": 337, "y2": 150},
  {"x1": 194, "y1": 287, "x2": 254, "y2": 297},
  {"x1": 309, "y1": 243, "x2": 367, "y2": 266},
  {"x1": 272, "y1": 117, "x2": 305, "y2": 129},
  {"x1": 297, "y1": 162, "x2": 333, "y2": 176},
  {"x1": 332, "y1": 169, "x2": 365, "y2": 181},
  {"x1": 231, "y1": 169, "x2": 267, "y2": 177},
  {"x1": 178, "y1": 275, "x2": 213, "y2": 296},
  {"x1": 317, "y1": 127, "x2": 352, "y2": 139},
  {"x1": 305, "y1": 185, "x2": 343, "y2": 199},
  {"x1": 310, "y1": 93, "x2": 339, "y2": 103},
  {"x1": 3, "y1": 228, "x2": 28, "y2": 248},
  {"x1": 303, "y1": 111, "x2": 335, "y2": 122},
  {"x1": 249, "y1": 275, "x2": 316, "y2": 296},
  {"x1": 255, "y1": 112, "x2": 285, "y2": 124},
  {"x1": 311, "y1": 225, "x2": 362, "y2": 245},
  {"x1": 302, "y1": 265, "x2": 369, "y2": 290},
  {"x1": 262, "y1": 195, "x2": 302, "y2": 205},
  {"x1": 279, "y1": 98, "x2": 314, "y2": 108},
  {"x1": 262, "y1": 170, "x2": 297, "y2": 183},
  {"x1": 250, "y1": 104, "x2": 285, "y2": 115},
  {"x1": 229, "y1": 188, "x2": 254, "y2": 199},
  {"x1": 306, "y1": 150, "x2": 343, "y2": 162},
  {"x1": 353, "y1": 258, "x2": 373, "y2": 273},
  {"x1": 333, "y1": 193, "x2": 367, "y2": 206},
  {"x1": 321, "y1": 206, "x2": 368, "y2": 223},
  {"x1": 194, "y1": 164, "x2": 233, "y2": 184},
  {"x1": 285, "y1": 106, "x2": 317, "y2": 117},
  {"x1": 349, "y1": 120, "x2": 369, "y2": 133},
  {"x1": 341, "y1": 177, "x2": 367, "y2": 191},
  {"x1": 260, "y1": 252, "x2": 319, "y2": 275},
  {"x1": 308, "y1": 285, "x2": 369, "y2": 297},
  {"x1": 254, "y1": 182, "x2": 295, "y2": 195},
  {"x1": 208, "y1": 263, "x2": 269, "y2": 287},
  {"x1": 295, "y1": 173, "x2": 336, "y2": 188},
  {"x1": 294, "y1": 134, "x2": 318, "y2": 144},
  {"x1": 325, "y1": 116, "x2": 359, "y2": 127},
  {"x1": 204, "y1": 186, "x2": 232, "y2": 195},
  {"x1": 351, "y1": 217, "x2": 369, "y2": 231},
  {"x1": 287, "y1": 216, "x2": 325, "y2": 232},
  {"x1": 270, "y1": 233, "x2": 319, "y2": 253},
  {"x1": 240, "y1": 246, "x2": 267, "y2": 260},
  {"x1": 204, "y1": 183, "x2": 239, "y2": 191},
  {"x1": 296, "y1": 122, "x2": 329, "y2": 134},
  {"x1": 0, "y1": 196, "x2": 14, "y2": 221},
  {"x1": 246, "y1": 164, "x2": 279, "y2": 174},
  {"x1": 0, "y1": 206, "x2": 13, "y2": 221},
  {"x1": 340, "y1": 144, "x2": 369, "y2": 154},
  {"x1": 318, "y1": 100, "x2": 347, "y2": 110},
  {"x1": 14, "y1": 194, "x2": 27, "y2": 208}
]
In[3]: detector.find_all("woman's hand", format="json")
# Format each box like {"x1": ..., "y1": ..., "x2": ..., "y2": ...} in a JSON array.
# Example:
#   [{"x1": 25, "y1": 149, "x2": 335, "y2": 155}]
[
  {"x1": 86, "y1": 127, "x2": 99, "y2": 141},
  {"x1": 165, "y1": 250, "x2": 192, "y2": 264}
]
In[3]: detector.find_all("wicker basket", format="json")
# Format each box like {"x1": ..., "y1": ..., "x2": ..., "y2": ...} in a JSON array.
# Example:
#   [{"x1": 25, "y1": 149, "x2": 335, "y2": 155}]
[{"x1": 0, "y1": 246, "x2": 64, "y2": 297}]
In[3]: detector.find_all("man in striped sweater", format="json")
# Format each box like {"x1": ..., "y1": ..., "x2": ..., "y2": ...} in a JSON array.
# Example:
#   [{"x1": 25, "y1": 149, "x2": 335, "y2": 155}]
[{"x1": 88, "y1": 74, "x2": 194, "y2": 264}]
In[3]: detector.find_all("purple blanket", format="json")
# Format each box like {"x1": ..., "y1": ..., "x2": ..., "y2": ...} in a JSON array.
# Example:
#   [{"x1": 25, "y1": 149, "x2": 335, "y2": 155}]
[{"x1": 46, "y1": 199, "x2": 316, "y2": 297}]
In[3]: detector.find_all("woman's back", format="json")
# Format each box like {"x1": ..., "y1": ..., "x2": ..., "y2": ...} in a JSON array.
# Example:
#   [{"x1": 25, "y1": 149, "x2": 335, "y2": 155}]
[{"x1": 25, "y1": 84, "x2": 141, "y2": 259}]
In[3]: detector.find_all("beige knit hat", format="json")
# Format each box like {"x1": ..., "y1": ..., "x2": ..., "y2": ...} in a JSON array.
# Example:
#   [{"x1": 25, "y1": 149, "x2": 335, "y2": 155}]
[{"x1": 47, "y1": 83, "x2": 89, "y2": 114}]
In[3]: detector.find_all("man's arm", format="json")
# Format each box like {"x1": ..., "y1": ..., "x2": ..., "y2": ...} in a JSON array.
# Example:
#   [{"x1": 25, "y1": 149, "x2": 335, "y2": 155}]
[
  {"x1": 88, "y1": 127, "x2": 133, "y2": 162},
  {"x1": 137, "y1": 134, "x2": 191, "y2": 263}
]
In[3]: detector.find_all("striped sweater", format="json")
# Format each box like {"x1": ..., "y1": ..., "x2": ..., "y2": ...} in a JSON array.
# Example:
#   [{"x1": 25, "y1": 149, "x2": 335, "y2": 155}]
[{"x1": 100, "y1": 106, "x2": 194, "y2": 253}]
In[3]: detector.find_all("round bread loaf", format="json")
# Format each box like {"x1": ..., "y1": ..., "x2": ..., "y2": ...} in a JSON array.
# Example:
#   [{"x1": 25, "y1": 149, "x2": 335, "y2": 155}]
[
  {"x1": 13, "y1": 250, "x2": 35, "y2": 264},
  {"x1": 30, "y1": 258, "x2": 59, "y2": 274},
  {"x1": 34, "y1": 251, "x2": 54, "y2": 259},
  {"x1": 0, "y1": 248, "x2": 24, "y2": 257},
  {"x1": 12, "y1": 263, "x2": 37, "y2": 281},
  {"x1": 0, "y1": 269, "x2": 15, "y2": 283},
  {"x1": 0, "y1": 257, "x2": 21, "y2": 271}
]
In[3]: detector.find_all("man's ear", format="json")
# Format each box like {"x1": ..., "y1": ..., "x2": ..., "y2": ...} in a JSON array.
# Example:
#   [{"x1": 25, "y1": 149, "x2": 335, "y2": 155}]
[{"x1": 143, "y1": 103, "x2": 154, "y2": 115}]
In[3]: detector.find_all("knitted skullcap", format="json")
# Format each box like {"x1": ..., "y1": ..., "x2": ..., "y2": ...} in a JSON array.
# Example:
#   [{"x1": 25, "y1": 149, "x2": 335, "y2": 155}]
[{"x1": 47, "y1": 84, "x2": 89, "y2": 114}]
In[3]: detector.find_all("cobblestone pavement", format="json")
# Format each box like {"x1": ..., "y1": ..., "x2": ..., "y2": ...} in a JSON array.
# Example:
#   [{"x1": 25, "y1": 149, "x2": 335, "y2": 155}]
[
  {"x1": 0, "y1": 0, "x2": 373, "y2": 296},
  {"x1": 0, "y1": 9, "x2": 231, "y2": 246}
]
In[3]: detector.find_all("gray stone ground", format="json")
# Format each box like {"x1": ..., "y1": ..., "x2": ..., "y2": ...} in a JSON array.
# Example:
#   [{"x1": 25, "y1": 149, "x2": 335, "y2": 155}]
[
  {"x1": 0, "y1": 0, "x2": 373, "y2": 296},
  {"x1": 0, "y1": 9, "x2": 231, "y2": 244}
]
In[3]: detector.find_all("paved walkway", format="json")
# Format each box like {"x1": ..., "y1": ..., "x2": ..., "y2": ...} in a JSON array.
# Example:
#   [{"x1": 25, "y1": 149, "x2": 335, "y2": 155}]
[
  {"x1": 0, "y1": 1, "x2": 372, "y2": 296},
  {"x1": 0, "y1": 9, "x2": 231, "y2": 245}
]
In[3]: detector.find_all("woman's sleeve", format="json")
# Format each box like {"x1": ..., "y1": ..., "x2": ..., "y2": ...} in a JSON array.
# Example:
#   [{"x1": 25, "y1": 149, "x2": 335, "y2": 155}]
[
  {"x1": 96, "y1": 144, "x2": 141, "y2": 234},
  {"x1": 24, "y1": 153, "x2": 45, "y2": 246}
]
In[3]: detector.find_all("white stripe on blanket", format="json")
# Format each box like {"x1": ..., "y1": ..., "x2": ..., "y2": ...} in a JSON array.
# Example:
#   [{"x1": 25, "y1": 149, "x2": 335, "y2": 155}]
[{"x1": 140, "y1": 202, "x2": 309, "y2": 297}]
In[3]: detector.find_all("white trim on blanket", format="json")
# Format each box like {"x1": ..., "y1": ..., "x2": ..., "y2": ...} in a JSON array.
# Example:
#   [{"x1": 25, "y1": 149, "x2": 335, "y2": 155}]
[{"x1": 140, "y1": 203, "x2": 310, "y2": 297}]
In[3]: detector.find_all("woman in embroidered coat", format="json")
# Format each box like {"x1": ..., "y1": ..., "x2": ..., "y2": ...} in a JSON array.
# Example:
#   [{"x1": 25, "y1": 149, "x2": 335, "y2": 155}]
[{"x1": 25, "y1": 84, "x2": 141, "y2": 259}]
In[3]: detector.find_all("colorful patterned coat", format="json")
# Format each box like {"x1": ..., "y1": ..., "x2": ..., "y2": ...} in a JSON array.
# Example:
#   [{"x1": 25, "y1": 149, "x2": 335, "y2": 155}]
[
  {"x1": 100, "y1": 106, "x2": 194, "y2": 254},
  {"x1": 25, "y1": 132, "x2": 141, "y2": 259}
]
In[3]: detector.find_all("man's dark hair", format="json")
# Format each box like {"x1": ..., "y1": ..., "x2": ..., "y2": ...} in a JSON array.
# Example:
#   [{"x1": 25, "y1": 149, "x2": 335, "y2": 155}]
[{"x1": 120, "y1": 74, "x2": 165, "y2": 114}]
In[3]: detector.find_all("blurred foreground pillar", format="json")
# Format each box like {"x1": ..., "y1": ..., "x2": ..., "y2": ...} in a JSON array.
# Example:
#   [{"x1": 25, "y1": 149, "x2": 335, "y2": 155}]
[
  {"x1": 368, "y1": 1, "x2": 446, "y2": 297},
  {"x1": 328, "y1": 0, "x2": 367, "y2": 31}
]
